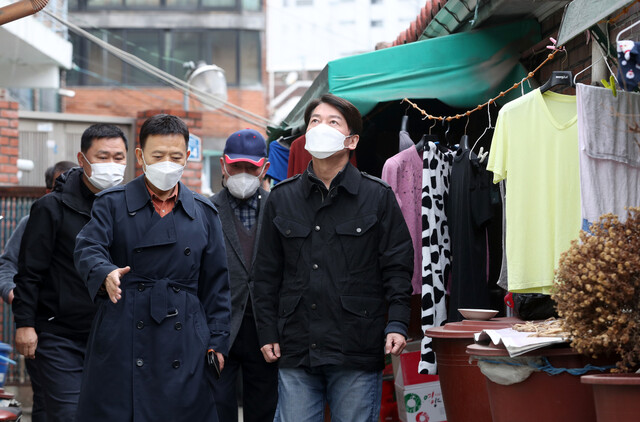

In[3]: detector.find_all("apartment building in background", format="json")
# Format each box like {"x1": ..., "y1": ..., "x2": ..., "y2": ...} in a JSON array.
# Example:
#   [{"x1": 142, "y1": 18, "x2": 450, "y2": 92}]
[{"x1": 63, "y1": 0, "x2": 267, "y2": 194}]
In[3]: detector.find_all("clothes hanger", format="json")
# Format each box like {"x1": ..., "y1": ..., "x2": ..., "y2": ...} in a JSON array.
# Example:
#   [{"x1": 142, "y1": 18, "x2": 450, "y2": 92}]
[
  {"x1": 460, "y1": 114, "x2": 471, "y2": 151},
  {"x1": 416, "y1": 117, "x2": 438, "y2": 153},
  {"x1": 573, "y1": 42, "x2": 619, "y2": 96},
  {"x1": 401, "y1": 104, "x2": 410, "y2": 132},
  {"x1": 540, "y1": 70, "x2": 575, "y2": 93},
  {"x1": 471, "y1": 103, "x2": 494, "y2": 163},
  {"x1": 616, "y1": 19, "x2": 640, "y2": 45},
  {"x1": 443, "y1": 119, "x2": 452, "y2": 147},
  {"x1": 573, "y1": 56, "x2": 605, "y2": 85},
  {"x1": 573, "y1": 55, "x2": 618, "y2": 97}
]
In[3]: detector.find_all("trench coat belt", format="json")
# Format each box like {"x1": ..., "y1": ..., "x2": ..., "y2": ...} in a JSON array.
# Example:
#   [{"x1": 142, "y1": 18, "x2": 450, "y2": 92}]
[{"x1": 143, "y1": 278, "x2": 197, "y2": 324}]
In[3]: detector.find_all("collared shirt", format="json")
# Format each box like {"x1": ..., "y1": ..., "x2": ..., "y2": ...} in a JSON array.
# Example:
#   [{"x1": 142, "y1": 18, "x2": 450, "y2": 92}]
[
  {"x1": 228, "y1": 191, "x2": 259, "y2": 230},
  {"x1": 146, "y1": 182, "x2": 178, "y2": 218}
]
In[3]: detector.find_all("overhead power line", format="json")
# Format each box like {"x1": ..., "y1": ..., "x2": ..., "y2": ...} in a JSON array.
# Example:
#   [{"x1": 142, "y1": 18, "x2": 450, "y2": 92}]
[{"x1": 43, "y1": 9, "x2": 271, "y2": 128}]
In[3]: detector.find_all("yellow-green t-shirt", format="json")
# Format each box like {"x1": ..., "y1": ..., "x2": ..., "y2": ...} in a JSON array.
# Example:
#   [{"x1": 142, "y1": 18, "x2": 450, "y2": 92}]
[{"x1": 487, "y1": 89, "x2": 581, "y2": 294}]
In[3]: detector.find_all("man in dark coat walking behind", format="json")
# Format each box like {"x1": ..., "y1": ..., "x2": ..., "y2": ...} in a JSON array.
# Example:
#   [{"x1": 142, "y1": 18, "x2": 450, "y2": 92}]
[
  {"x1": 12, "y1": 124, "x2": 128, "y2": 422},
  {"x1": 74, "y1": 114, "x2": 231, "y2": 421},
  {"x1": 211, "y1": 129, "x2": 277, "y2": 422}
]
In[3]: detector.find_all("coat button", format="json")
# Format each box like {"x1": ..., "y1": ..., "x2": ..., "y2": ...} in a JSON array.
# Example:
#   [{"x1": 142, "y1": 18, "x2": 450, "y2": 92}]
[
  {"x1": 136, "y1": 358, "x2": 144, "y2": 367},
  {"x1": 315, "y1": 225, "x2": 320, "y2": 231},
  {"x1": 174, "y1": 322, "x2": 182, "y2": 331},
  {"x1": 311, "y1": 343, "x2": 317, "y2": 349},
  {"x1": 136, "y1": 321, "x2": 144, "y2": 330},
  {"x1": 356, "y1": 227, "x2": 362, "y2": 233},
  {"x1": 134, "y1": 248, "x2": 142, "y2": 253},
  {"x1": 172, "y1": 286, "x2": 181, "y2": 293},
  {"x1": 312, "y1": 264, "x2": 318, "y2": 270},
  {"x1": 285, "y1": 229, "x2": 291, "y2": 235},
  {"x1": 172, "y1": 360, "x2": 180, "y2": 369},
  {"x1": 364, "y1": 310, "x2": 369, "y2": 317},
  {"x1": 184, "y1": 247, "x2": 191, "y2": 256},
  {"x1": 137, "y1": 283, "x2": 145, "y2": 292},
  {"x1": 311, "y1": 303, "x2": 317, "y2": 310},
  {"x1": 129, "y1": 211, "x2": 136, "y2": 216}
]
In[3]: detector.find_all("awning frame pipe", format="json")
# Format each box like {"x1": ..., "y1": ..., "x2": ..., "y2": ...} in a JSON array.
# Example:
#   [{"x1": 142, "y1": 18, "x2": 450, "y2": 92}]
[{"x1": 0, "y1": 0, "x2": 49, "y2": 26}]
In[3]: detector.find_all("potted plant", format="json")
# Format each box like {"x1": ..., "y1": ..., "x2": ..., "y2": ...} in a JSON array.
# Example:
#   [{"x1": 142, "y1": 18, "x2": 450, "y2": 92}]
[{"x1": 552, "y1": 207, "x2": 640, "y2": 421}]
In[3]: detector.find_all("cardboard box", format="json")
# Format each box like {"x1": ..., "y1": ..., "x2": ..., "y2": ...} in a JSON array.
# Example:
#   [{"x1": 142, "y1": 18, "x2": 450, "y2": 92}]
[
  {"x1": 395, "y1": 381, "x2": 446, "y2": 422},
  {"x1": 392, "y1": 341, "x2": 439, "y2": 387},
  {"x1": 392, "y1": 341, "x2": 447, "y2": 421}
]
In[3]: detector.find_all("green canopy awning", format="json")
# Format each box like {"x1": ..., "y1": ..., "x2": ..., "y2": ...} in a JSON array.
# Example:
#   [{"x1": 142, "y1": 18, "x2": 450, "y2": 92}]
[{"x1": 269, "y1": 19, "x2": 541, "y2": 140}]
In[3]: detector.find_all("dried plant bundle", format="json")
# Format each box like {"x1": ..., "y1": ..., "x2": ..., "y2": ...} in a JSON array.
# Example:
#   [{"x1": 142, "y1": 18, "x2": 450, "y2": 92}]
[{"x1": 552, "y1": 208, "x2": 640, "y2": 372}]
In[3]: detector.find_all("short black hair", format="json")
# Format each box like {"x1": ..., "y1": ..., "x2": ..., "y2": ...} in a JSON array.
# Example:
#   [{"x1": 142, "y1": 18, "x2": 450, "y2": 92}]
[
  {"x1": 303, "y1": 94, "x2": 363, "y2": 136},
  {"x1": 45, "y1": 161, "x2": 76, "y2": 189},
  {"x1": 44, "y1": 166, "x2": 55, "y2": 190},
  {"x1": 80, "y1": 124, "x2": 128, "y2": 153},
  {"x1": 139, "y1": 114, "x2": 189, "y2": 150}
]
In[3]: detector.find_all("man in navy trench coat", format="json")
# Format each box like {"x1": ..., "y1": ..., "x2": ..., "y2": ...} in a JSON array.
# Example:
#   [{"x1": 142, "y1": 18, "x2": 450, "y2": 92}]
[{"x1": 74, "y1": 114, "x2": 231, "y2": 421}]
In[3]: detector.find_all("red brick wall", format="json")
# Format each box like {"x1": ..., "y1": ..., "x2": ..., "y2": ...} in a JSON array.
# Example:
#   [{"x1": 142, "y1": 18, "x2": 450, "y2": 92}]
[
  {"x1": 136, "y1": 109, "x2": 203, "y2": 192},
  {"x1": 65, "y1": 87, "x2": 268, "y2": 139},
  {"x1": 0, "y1": 101, "x2": 19, "y2": 186}
]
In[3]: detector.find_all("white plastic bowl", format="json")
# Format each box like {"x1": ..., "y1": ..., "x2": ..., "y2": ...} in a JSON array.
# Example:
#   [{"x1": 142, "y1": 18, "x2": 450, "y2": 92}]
[{"x1": 458, "y1": 308, "x2": 499, "y2": 321}]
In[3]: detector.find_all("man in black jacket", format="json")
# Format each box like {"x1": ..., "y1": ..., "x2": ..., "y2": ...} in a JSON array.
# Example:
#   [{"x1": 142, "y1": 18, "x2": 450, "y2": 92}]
[
  {"x1": 0, "y1": 160, "x2": 75, "y2": 422},
  {"x1": 253, "y1": 94, "x2": 413, "y2": 422},
  {"x1": 12, "y1": 124, "x2": 128, "y2": 422}
]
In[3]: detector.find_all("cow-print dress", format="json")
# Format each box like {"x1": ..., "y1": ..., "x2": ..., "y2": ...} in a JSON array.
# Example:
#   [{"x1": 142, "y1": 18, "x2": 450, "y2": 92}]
[{"x1": 419, "y1": 141, "x2": 453, "y2": 374}]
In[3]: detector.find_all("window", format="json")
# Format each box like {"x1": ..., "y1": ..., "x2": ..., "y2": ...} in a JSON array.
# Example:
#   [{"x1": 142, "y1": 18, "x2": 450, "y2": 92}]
[
  {"x1": 239, "y1": 30, "x2": 261, "y2": 85},
  {"x1": 125, "y1": 0, "x2": 161, "y2": 6},
  {"x1": 68, "y1": 29, "x2": 262, "y2": 87},
  {"x1": 370, "y1": 20, "x2": 383, "y2": 27},
  {"x1": 86, "y1": 0, "x2": 123, "y2": 7},
  {"x1": 211, "y1": 31, "x2": 238, "y2": 85},
  {"x1": 242, "y1": 0, "x2": 260, "y2": 9},
  {"x1": 73, "y1": 0, "x2": 261, "y2": 10},
  {"x1": 165, "y1": 0, "x2": 199, "y2": 7},
  {"x1": 124, "y1": 31, "x2": 163, "y2": 84},
  {"x1": 201, "y1": 0, "x2": 235, "y2": 7},
  {"x1": 202, "y1": 151, "x2": 223, "y2": 195},
  {"x1": 168, "y1": 32, "x2": 204, "y2": 77}
]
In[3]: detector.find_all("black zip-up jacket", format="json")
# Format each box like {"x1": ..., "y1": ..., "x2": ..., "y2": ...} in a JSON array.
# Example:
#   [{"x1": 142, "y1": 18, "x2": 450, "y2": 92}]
[
  {"x1": 13, "y1": 167, "x2": 97, "y2": 340},
  {"x1": 252, "y1": 163, "x2": 413, "y2": 371}
]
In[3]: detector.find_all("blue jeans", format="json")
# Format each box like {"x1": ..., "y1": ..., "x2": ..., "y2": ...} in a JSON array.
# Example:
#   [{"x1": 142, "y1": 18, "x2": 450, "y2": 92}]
[{"x1": 277, "y1": 366, "x2": 382, "y2": 422}]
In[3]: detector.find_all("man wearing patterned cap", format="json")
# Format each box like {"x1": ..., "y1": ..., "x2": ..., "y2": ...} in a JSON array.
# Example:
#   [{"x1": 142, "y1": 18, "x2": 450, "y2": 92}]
[{"x1": 211, "y1": 128, "x2": 276, "y2": 422}]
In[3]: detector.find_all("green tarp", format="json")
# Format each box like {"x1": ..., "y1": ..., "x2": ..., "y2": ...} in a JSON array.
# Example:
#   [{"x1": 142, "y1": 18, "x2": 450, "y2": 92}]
[{"x1": 269, "y1": 19, "x2": 541, "y2": 140}]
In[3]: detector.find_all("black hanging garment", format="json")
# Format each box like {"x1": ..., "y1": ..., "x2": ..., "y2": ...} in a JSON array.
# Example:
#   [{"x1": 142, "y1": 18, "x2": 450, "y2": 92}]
[{"x1": 447, "y1": 148, "x2": 493, "y2": 322}]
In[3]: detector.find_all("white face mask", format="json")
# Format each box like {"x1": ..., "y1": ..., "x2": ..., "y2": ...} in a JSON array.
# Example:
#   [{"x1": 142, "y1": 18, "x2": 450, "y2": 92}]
[
  {"x1": 305, "y1": 124, "x2": 350, "y2": 159},
  {"x1": 142, "y1": 154, "x2": 185, "y2": 191},
  {"x1": 225, "y1": 163, "x2": 263, "y2": 199},
  {"x1": 82, "y1": 153, "x2": 126, "y2": 190}
]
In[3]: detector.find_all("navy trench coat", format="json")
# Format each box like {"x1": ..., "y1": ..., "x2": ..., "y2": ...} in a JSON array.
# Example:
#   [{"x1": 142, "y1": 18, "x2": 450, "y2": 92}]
[{"x1": 74, "y1": 175, "x2": 231, "y2": 421}]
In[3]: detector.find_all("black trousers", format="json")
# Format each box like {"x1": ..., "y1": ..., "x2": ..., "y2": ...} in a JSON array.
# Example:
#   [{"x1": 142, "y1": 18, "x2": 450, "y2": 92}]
[
  {"x1": 25, "y1": 356, "x2": 47, "y2": 422},
  {"x1": 211, "y1": 313, "x2": 278, "y2": 422},
  {"x1": 35, "y1": 332, "x2": 86, "y2": 422}
]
